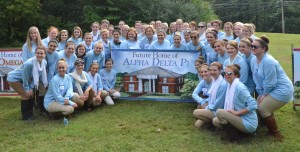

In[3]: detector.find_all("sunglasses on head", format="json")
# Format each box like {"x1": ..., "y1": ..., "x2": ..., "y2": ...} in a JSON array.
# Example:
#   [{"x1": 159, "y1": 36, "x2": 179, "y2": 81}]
[
  {"x1": 75, "y1": 59, "x2": 85, "y2": 65},
  {"x1": 251, "y1": 45, "x2": 261, "y2": 49},
  {"x1": 223, "y1": 71, "x2": 233, "y2": 76}
]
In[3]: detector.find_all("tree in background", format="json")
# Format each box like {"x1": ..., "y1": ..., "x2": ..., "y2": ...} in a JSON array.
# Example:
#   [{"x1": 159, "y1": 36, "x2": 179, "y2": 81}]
[
  {"x1": 0, "y1": 0, "x2": 41, "y2": 43},
  {"x1": 0, "y1": 0, "x2": 216, "y2": 44}
]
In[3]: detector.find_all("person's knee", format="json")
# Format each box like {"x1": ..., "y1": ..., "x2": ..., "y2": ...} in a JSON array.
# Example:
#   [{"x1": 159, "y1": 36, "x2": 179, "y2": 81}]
[
  {"x1": 63, "y1": 106, "x2": 74, "y2": 115},
  {"x1": 216, "y1": 109, "x2": 226, "y2": 117},
  {"x1": 193, "y1": 109, "x2": 201, "y2": 117},
  {"x1": 258, "y1": 106, "x2": 270, "y2": 118}
]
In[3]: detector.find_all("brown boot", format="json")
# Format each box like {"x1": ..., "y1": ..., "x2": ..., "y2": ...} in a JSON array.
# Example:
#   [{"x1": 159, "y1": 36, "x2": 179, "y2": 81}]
[{"x1": 263, "y1": 115, "x2": 284, "y2": 141}]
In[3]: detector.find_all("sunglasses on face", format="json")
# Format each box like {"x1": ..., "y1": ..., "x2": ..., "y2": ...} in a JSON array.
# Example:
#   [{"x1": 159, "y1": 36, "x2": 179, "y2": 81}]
[
  {"x1": 198, "y1": 26, "x2": 204, "y2": 28},
  {"x1": 223, "y1": 71, "x2": 233, "y2": 76},
  {"x1": 190, "y1": 36, "x2": 198, "y2": 39},
  {"x1": 251, "y1": 45, "x2": 261, "y2": 49}
]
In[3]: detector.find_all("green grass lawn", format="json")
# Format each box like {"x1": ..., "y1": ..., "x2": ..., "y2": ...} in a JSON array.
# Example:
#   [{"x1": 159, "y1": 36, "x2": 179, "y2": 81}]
[{"x1": 1, "y1": 32, "x2": 300, "y2": 151}]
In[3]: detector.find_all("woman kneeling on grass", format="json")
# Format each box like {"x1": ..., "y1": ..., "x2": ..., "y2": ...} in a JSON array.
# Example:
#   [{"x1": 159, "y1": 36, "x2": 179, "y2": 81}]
[
  {"x1": 100, "y1": 59, "x2": 121, "y2": 101},
  {"x1": 44, "y1": 59, "x2": 79, "y2": 116},
  {"x1": 88, "y1": 63, "x2": 114, "y2": 106},
  {"x1": 193, "y1": 62, "x2": 227, "y2": 128},
  {"x1": 7, "y1": 46, "x2": 48, "y2": 120},
  {"x1": 213, "y1": 64, "x2": 258, "y2": 142},
  {"x1": 69, "y1": 59, "x2": 95, "y2": 111},
  {"x1": 192, "y1": 64, "x2": 212, "y2": 109}
]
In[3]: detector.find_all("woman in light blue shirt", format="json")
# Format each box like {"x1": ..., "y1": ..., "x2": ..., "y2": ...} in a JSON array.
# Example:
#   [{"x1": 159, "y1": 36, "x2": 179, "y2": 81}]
[
  {"x1": 99, "y1": 59, "x2": 121, "y2": 100},
  {"x1": 120, "y1": 27, "x2": 140, "y2": 49},
  {"x1": 170, "y1": 33, "x2": 186, "y2": 50},
  {"x1": 192, "y1": 64, "x2": 212, "y2": 108},
  {"x1": 58, "y1": 42, "x2": 77, "y2": 73},
  {"x1": 186, "y1": 31, "x2": 206, "y2": 59},
  {"x1": 193, "y1": 62, "x2": 227, "y2": 128},
  {"x1": 139, "y1": 25, "x2": 157, "y2": 49},
  {"x1": 42, "y1": 26, "x2": 59, "y2": 48},
  {"x1": 67, "y1": 26, "x2": 83, "y2": 46},
  {"x1": 58, "y1": 30, "x2": 68, "y2": 51},
  {"x1": 8, "y1": 46, "x2": 48, "y2": 120},
  {"x1": 239, "y1": 38, "x2": 256, "y2": 96},
  {"x1": 213, "y1": 64, "x2": 258, "y2": 141},
  {"x1": 84, "y1": 41, "x2": 105, "y2": 72},
  {"x1": 44, "y1": 59, "x2": 79, "y2": 116},
  {"x1": 223, "y1": 40, "x2": 248, "y2": 85},
  {"x1": 251, "y1": 36, "x2": 293, "y2": 140},
  {"x1": 22, "y1": 26, "x2": 44, "y2": 62},
  {"x1": 69, "y1": 59, "x2": 95, "y2": 111},
  {"x1": 212, "y1": 40, "x2": 229, "y2": 65},
  {"x1": 148, "y1": 30, "x2": 171, "y2": 50}
]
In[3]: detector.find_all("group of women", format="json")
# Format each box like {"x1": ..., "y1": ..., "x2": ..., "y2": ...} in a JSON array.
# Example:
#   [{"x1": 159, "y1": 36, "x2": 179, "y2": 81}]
[{"x1": 7, "y1": 19, "x2": 293, "y2": 142}]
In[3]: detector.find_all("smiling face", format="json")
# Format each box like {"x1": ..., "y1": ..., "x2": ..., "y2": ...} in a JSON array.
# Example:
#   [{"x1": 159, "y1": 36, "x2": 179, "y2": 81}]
[
  {"x1": 184, "y1": 32, "x2": 191, "y2": 42},
  {"x1": 127, "y1": 31, "x2": 136, "y2": 41},
  {"x1": 101, "y1": 23, "x2": 108, "y2": 30},
  {"x1": 173, "y1": 35, "x2": 181, "y2": 46},
  {"x1": 101, "y1": 32, "x2": 108, "y2": 41},
  {"x1": 35, "y1": 48, "x2": 46, "y2": 62},
  {"x1": 209, "y1": 65, "x2": 221, "y2": 80},
  {"x1": 224, "y1": 67, "x2": 236, "y2": 84},
  {"x1": 49, "y1": 29, "x2": 58, "y2": 39},
  {"x1": 212, "y1": 23, "x2": 220, "y2": 31},
  {"x1": 74, "y1": 29, "x2": 81, "y2": 39},
  {"x1": 91, "y1": 24, "x2": 99, "y2": 32},
  {"x1": 84, "y1": 35, "x2": 92, "y2": 45},
  {"x1": 242, "y1": 27, "x2": 252, "y2": 38},
  {"x1": 105, "y1": 60, "x2": 113, "y2": 71},
  {"x1": 47, "y1": 42, "x2": 58, "y2": 54},
  {"x1": 157, "y1": 31, "x2": 165, "y2": 43},
  {"x1": 226, "y1": 44, "x2": 238, "y2": 57},
  {"x1": 224, "y1": 24, "x2": 232, "y2": 35},
  {"x1": 206, "y1": 33, "x2": 216, "y2": 44},
  {"x1": 113, "y1": 31, "x2": 120, "y2": 40},
  {"x1": 239, "y1": 41, "x2": 251, "y2": 55},
  {"x1": 213, "y1": 41, "x2": 225, "y2": 54},
  {"x1": 75, "y1": 63, "x2": 84, "y2": 73},
  {"x1": 60, "y1": 32, "x2": 68, "y2": 41},
  {"x1": 200, "y1": 66, "x2": 211, "y2": 80},
  {"x1": 57, "y1": 62, "x2": 67, "y2": 77},
  {"x1": 30, "y1": 29, "x2": 38, "y2": 41},
  {"x1": 94, "y1": 43, "x2": 103, "y2": 55},
  {"x1": 65, "y1": 44, "x2": 75, "y2": 57},
  {"x1": 234, "y1": 25, "x2": 242, "y2": 37},
  {"x1": 251, "y1": 40, "x2": 265, "y2": 56},
  {"x1": 77, "y1": 46, "x2": 86, "y2": 56},
  {"x1": 145, "y1": 28, "x2": 154, "y2": 38},
  {"x1": 90, "y1": 64, "x2": 99, "y2": 75}
]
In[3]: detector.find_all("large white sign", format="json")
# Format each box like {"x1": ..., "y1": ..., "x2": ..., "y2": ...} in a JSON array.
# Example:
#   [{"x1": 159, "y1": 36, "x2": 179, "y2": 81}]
[
  {"x1": 294, "y1": 48, "x2": 300, "y2": 84},
  {"x1": 0, "y1": 49, "x2": 23, "y2": 69}
]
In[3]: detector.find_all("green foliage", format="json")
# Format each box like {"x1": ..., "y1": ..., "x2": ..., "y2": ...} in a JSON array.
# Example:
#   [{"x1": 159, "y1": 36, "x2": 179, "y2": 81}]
[
  {"x1": 179, "y1": 79, "x2": 197, "y2": 99},
  {"x1": 0, "y1": 0, "x2": 41, "y2": 42},
  {"x1": 0, "y1": 0, "x2": 216, "y2": 44}
]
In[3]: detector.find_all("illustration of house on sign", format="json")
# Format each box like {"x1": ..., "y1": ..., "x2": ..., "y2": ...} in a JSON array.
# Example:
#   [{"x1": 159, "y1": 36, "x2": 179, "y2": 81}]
[{"x1": 123, "y1": 66, "x2": 184, "y2": 94}]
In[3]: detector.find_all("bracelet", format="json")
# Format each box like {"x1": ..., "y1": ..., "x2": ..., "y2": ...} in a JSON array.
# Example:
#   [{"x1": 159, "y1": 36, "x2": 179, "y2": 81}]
[{"x1": 68, "y1": 100, "x2": 75, "y2": 106}]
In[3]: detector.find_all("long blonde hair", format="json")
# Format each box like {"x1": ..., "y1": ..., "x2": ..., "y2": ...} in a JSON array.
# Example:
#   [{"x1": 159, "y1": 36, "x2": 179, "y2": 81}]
[{"x1": 26, "y1": 26, "x2": 43, "y2": 52}]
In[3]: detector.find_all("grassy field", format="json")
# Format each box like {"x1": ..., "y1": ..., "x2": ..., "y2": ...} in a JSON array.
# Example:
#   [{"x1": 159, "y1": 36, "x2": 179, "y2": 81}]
[{"x1": 1, "y1": 32, "x2": 300, "y2": 151}]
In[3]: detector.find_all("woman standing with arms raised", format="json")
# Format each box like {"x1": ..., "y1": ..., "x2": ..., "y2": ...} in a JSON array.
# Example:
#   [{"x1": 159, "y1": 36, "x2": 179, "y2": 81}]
[{"x1": 251, "y1": 36, "x2": 293, "y2": 140}]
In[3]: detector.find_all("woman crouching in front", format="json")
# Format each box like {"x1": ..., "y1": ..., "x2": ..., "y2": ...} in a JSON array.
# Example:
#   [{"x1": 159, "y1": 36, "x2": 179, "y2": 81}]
[
  {"x1": 44, "y1": 59, "x2": 78, "y2": 117},
  {"x1": 213, "y1": 64, "x2": 258, "y2": 142},
  {"x1": 69, "y1": 59, "x2": 95, "y2": 111}
]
